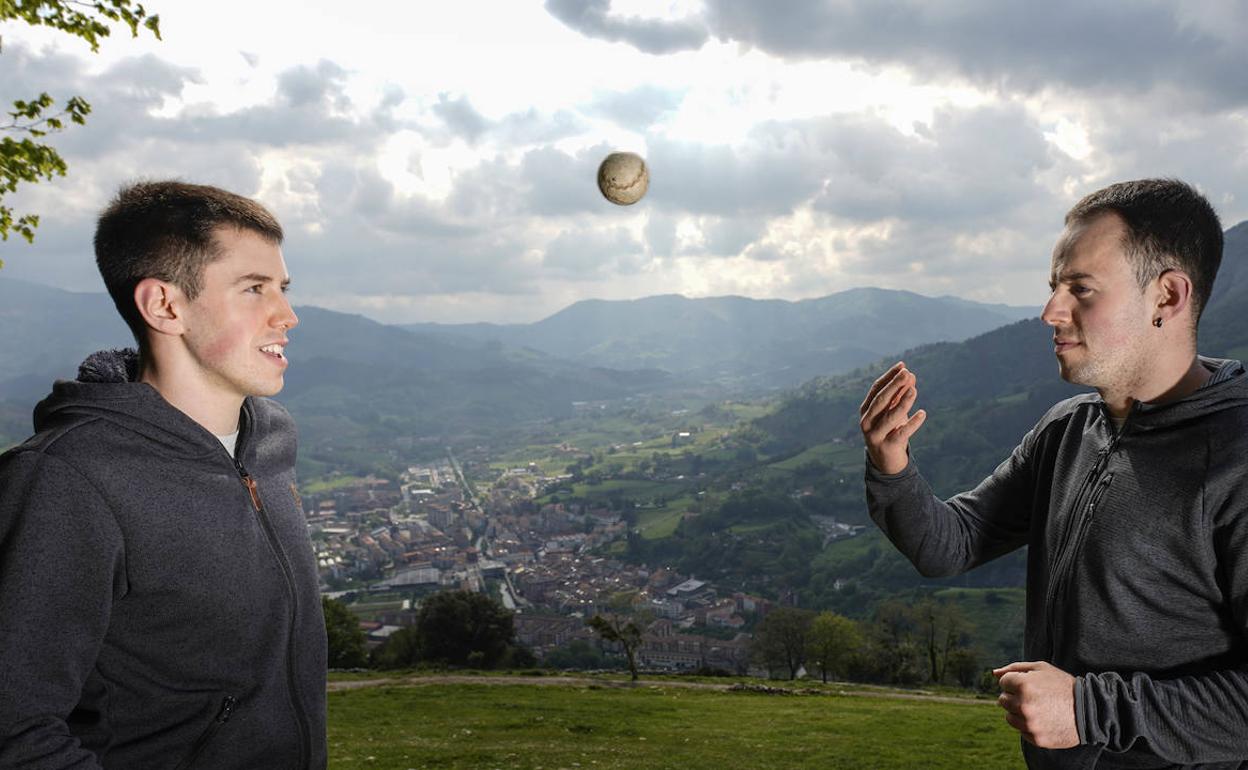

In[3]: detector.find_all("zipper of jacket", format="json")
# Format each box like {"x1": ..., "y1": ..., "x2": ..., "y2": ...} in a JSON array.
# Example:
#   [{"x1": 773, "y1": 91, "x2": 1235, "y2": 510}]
[
  {"x1": 1043, "y1": 412, "x2": 1125, "y2": 657},
  {"x1": 233, "y1": 455, "x2": 312, "y2": 769},
  {"x1": 1047, "y1": 471, "x2": 1114, "y2": 633},
  {"x1": 172, "y1": 695, "x2": 237, "y2": 770}
]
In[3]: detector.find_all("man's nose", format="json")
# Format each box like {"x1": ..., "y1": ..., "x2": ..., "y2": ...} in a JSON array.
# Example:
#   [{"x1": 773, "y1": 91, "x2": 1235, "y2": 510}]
[
  {"x1": 1040, "y1": 292, "x2": 1068, "y2": 328},
  {"x1": 275, "y1": 296, "x2": 299, "y2": 331}
]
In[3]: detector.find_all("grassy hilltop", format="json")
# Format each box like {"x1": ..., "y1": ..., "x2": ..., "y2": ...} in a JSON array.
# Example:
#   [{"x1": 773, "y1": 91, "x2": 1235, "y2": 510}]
[{"x1": 327, "y1": 675, "x2": 1020, "y2": 769}]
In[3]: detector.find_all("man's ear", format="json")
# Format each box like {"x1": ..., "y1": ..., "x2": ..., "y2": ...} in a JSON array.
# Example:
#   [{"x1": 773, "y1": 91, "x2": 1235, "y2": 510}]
[
  {"x1": 134, "y1": 278, "x2": 188, "y2": 338},
  {"x1": 1154, "y1": 269, "x2": 1194, "y2": 324}
]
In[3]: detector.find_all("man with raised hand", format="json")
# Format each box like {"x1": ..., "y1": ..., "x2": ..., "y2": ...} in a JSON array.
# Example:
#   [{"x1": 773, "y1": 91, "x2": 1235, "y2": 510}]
[
  {"x1": 861, "y1": 179, "x2": 1248, "y2": 768},
  {"x1": 0, "y1": 181, "x2": 327, "y2": 768}
]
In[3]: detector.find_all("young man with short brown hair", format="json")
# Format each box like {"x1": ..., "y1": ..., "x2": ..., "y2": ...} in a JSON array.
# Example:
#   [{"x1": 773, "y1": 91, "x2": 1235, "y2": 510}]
[{"x1": 0, "y1": 180, "x2": 327, "y2": 769}]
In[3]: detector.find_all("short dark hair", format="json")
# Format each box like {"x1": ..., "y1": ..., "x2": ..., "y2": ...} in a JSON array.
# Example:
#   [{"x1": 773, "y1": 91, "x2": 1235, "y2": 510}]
[
  {"x1": 1065, "y1": 178, "x2": 1222, "y2": 323},
  {"x1": 94, "y1": 180, "x2": 284, "y2": 345}
]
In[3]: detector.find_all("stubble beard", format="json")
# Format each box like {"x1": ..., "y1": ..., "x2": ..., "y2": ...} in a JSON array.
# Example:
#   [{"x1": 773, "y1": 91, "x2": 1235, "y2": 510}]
[{"x1": 1057, "y1": 338, "x2": 1149, "y2": 402}]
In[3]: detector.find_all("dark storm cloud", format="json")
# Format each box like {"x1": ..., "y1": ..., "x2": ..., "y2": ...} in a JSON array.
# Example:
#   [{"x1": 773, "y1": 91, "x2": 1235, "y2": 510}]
[
  {"x1": 701, "y1": 0, "x2": 1248, "y2": 108},
  {"x1": 545, "y1": 0, "x2": 708, "y2": 55}
]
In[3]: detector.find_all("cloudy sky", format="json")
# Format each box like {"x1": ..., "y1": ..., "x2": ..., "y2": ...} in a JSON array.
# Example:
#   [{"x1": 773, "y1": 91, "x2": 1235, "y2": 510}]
[{"x1": 3, "y1": 1, "x2": 1247, "y2": 323}]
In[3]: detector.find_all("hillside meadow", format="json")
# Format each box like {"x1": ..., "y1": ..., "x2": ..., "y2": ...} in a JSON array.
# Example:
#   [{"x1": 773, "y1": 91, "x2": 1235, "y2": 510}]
[{"x1": 326, "y1": 675, "x2": 1022, "y2": 769}]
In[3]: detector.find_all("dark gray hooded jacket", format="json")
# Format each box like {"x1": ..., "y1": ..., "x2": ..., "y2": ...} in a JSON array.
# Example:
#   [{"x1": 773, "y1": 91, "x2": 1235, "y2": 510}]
[
  {"x1": 0, "y1": 350, "x2": 327, "y2": 769},
  {"x1": 866, "y1": 358, "x2": 1248, "y2": 770}
]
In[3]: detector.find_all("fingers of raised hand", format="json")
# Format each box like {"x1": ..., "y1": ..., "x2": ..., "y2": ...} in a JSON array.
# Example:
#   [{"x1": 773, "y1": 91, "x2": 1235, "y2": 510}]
[
  {"x1": 860, "y1": 370, "x2": 915, "y2": 433},
  {"x1": 860, "y1": 362, "x2": 905, "y2": 416},
  {"x1": 897, "y1": 408, "x2": 927, "y2": 442}
]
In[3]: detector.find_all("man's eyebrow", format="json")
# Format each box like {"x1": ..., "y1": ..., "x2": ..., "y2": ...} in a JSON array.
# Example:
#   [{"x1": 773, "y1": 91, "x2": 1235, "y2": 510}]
[
  {"x1": 233, "y1": 273, "x2": 292, "y2": 288},
  {"x1": 1049, "y1": 270, "x2": 1096, "y2": 289}
]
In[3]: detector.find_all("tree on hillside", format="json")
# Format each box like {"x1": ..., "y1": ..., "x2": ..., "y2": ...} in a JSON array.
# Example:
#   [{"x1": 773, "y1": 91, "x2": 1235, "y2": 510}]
[
  {"x1": 322, "y1": 596, "x2": 368, "y2": 669},
  {"x1": 587, "y1": 591, "x2": 647, "y2": 681},
  {"x1": 804, "y1": 611, "x2": 863, "y2": 684},
  {"x1": 1, "y1": 0, "x2": 161, "y2": 257},
  {"x1": 862, "y1": 599, "x2": 923, "y2": 685},
  {"x1": 371, "y1": 625, "x2": 421, "y2": 669},
  {"x1": 914, "y1": 598, "x2": 970, "y2": 684},
  {"x1": 587, "y1": 613, "x2": 644, "y2": 681},
  {"x1": 946, "y1": 647, "x2": 981, "y2": 689},
  {"x1": 751, "y1": 607, "x2": 814, "y2": 680},
  {"x1": 414, "y1": 590, "x2": 517, "y2": 668}
]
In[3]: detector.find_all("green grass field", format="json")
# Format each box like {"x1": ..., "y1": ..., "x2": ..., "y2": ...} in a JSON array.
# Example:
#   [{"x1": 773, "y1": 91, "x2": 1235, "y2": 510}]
[
  {"x1": 302, "y1": 474, "x2": 372, "y2": 494},
  {"x1": 765, "y1": 441, "x2": 861, "y2": 472},
  {"x1": 636, "y1": 504, "x2": 688, "y2": 539},
  {"x1": 327, "y1": 678, "x2": 1021, "y2": 769}
]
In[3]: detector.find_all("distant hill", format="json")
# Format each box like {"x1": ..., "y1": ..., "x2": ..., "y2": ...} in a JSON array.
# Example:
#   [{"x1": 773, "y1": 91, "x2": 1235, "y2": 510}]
[
  {"x1": 0, "y1": 284, "x2": 671, "y2": 467},
  {"x1": 280, "y1": 307, "x2": 674, "y2": 474},
  {"x1": 0, "y1": 278, "x2": 132, "y2": 396},
  {"x1": 404, "y1": 290, "x2": 1036, "y2": 390},
  {"x1": 0, "y1": 280, "x2": 1034, "y2": 464},
  {"x1": 1198, "y1": 219, "x2": 1248, "y2": 360}
]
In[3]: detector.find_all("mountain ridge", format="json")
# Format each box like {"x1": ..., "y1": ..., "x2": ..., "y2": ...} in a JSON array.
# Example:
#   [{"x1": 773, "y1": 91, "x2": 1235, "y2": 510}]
[{"x1": 403, "y1": 288, "x2": 1037, "y2": 388}]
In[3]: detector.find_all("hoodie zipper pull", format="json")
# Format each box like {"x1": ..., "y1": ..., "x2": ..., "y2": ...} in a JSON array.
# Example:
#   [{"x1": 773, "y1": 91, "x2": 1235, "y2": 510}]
[
  {"x1": 216, "y1": 695, "x2": 237, "y2": 723},
  {"x1": 233, "y1": 457, "x2": 262, "y2": 512}
]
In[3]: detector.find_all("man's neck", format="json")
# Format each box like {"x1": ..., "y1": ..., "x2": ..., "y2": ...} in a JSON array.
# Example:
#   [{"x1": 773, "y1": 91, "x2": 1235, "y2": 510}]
[
  {"x1": 1101, "y1": 354, "x2": 1211, "y2": 418},
  {"x1": 137, "y1": 353, "x2": 244, "y2": 436}
]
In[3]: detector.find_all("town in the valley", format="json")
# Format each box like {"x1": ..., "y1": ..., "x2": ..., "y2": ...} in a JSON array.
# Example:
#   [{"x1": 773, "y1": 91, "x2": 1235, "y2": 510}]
[{"x1": 308, "y1": 436, "x2": 849, "y2": 674}]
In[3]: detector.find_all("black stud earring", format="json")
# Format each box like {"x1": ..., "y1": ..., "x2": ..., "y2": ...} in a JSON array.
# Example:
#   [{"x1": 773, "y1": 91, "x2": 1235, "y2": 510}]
[{"x1": 1153, "y1": 318, "x2": 1163, "y2": 328}]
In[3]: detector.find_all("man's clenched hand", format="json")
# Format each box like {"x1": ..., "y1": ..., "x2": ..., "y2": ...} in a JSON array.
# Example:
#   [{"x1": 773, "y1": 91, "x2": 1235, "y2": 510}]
[{"x1": 994, "y1": 661, "x2": 1079, "y2": 749}]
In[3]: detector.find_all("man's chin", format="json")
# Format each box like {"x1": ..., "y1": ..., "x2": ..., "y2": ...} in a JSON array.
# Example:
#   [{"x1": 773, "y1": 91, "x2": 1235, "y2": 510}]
[
  {"x1": 250, "y1": 378, "x2": 285, "y2": 398},
  {"x1": 1056, "y1": 362, "x2": 1096, "y2": 388}
]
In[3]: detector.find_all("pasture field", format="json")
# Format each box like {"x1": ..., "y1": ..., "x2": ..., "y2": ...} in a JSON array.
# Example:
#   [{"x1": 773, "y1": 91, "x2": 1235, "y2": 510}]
[{"x1": 327, "y1": 675, "x2": 1020, "y2": 769}]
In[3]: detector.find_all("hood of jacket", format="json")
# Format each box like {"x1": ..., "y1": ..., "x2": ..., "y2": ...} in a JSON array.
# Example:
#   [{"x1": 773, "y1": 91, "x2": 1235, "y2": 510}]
[
  {"x1": 32, "y1": 348, "x2": 240, "y2": 461},
  {"x1": 1124, "y1": 356, "x2": 1248, "y2": 432}
]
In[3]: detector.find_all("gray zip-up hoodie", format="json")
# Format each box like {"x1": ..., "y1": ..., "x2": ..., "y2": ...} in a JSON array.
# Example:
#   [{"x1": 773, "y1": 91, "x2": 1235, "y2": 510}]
[
  {"x1": 865, "y1": 358, "x2": 1248, "y2": 770},
  {"x1": 0, "y1": 350, "x2": 327, "y2": 769}
]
